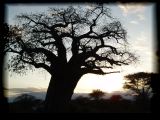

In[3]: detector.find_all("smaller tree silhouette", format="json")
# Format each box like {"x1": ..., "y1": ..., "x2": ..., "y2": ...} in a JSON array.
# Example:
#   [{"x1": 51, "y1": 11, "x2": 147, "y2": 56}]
[
  {"x1": 89, "y1": 89, "x2": 105, "y2": 100},
  {"x1": 123, "y1": 72, "x2": 152, "y2": 101}
]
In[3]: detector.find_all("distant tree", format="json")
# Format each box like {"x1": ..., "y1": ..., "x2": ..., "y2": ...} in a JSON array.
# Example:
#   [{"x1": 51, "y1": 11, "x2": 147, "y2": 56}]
[
  {"x1": 89, "y1": 89, "x2": 105, "y2": 100},
  {"x1": 7, "y1": 4, "x2": 137, "y2": 112},
  {"x1": 123, "y1": 72, "x2": 152, "y2": 100}
]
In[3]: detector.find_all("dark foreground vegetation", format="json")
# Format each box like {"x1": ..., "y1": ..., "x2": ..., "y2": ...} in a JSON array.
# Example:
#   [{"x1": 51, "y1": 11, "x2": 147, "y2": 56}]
[{"x1": 9, "y1": 94, "x2": 151, "y2": 113}]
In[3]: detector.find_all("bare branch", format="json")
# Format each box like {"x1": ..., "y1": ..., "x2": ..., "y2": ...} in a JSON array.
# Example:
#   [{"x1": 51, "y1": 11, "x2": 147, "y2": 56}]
[
  {"x1": 17, "y1": 15, "x2": 51, "y2": 29},
  {"x1": 20, "y1": 55, "x2": 52, "y2": 74},
  {"x1": 8, "y1": 5, "x2": 137, "y2": 76},
  {"x1": 24, "y1": 47, "x2": 57, "y2": 62},
  {"x1": 81, "y1": 68, "x2": 105, "y2": 75}
]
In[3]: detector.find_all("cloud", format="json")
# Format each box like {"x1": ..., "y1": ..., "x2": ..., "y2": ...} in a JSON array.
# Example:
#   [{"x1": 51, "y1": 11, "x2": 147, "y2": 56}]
[
  {"x1": 85, "y1": 3, "x2": 97, "y2": 10},
  {"x1": 136, "y1": 32, "x2": 147, "y2": 41},
  {"x1": 130, "y1": 20, "x2": 139, "y2": 24},
  {"x1": 129, "y1": 32, "x2": 149, "y2": 56},
  {"x1": 137, "y1": 14, "x2": 145, "y2": 21},
  {"x1": 133, "y1": 30, "x2": 153, "y2": 54},
  {"x1": 133, "y1": 32, "x2": 147, "y2": 49},
  {"x1": 118, "y1": 3, "x2": 145, "y2": 16}
]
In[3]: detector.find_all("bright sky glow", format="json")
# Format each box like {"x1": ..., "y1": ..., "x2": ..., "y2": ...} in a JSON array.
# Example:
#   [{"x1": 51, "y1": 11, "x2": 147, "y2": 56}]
[
  {"x1": 74, "y1": 73, "x2": 124, "y2": 93},
  {"x1": 4, "y1": 3, "x2": 157, "y2": 94}
]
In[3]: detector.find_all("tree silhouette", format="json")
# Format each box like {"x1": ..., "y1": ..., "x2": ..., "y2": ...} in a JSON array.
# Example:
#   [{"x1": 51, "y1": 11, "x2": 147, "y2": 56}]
[
  {"x1": 150, "y1": 73, "x2": 160, "y2": 112},
  {"x1": 0, "y1": 23, "x2": 11, "y2": 112},
  {"x1": 7, "y1": 4, "x2": 137, "y2": 112},
  {"x1": 124, "y1": 72, "x2": 152, "y2": 101},
  {"x1": 89, "y1": 89, "x2": 105, "y2": 100}
]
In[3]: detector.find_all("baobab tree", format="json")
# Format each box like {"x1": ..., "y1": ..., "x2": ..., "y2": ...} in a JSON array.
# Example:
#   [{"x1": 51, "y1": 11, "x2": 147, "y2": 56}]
[{"x1": 7, "y1": 4, "x2": 137, "y2": 112}]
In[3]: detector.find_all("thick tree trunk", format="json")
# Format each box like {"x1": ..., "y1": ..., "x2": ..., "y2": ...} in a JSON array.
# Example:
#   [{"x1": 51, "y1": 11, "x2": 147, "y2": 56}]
[{"x1": 45, "y1": 71, "x2": 81, "y2": 112}]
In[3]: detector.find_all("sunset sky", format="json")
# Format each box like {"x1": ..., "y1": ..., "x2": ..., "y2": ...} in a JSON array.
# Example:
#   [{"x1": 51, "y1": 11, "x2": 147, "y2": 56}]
[{"x1": 4, "y1": 3, "x2": 157, "y2": 94}]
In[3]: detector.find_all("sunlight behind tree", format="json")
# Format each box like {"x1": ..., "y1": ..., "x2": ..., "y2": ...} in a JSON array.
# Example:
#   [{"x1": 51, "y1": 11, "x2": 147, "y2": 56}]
[{"x1": 74, "y1": 73, "x2": 124, "y2": 93}]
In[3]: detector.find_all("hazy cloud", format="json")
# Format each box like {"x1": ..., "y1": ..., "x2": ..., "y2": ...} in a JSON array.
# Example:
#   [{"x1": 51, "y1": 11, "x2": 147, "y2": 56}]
[
  {"x1": 85, "y1": 3, "x2": 97, "y2": 10},
  {"x1": 118, "y1": 3, "x2": 145, "y2": 16},
  {"x1": 129, "y1": 32, "x2": 149, "y2": 59},
  {"x1": 136, "y1": 32, "x2": 147, "y2": 41},
  {"x1": 130, "y1": 20, "x2": 139, "y2": 24},
  {"x1": 133, "y1": 32, "x2": 147, "y2": 50},
  {"x1": 137, "y1": 14, "x2": 145, "y2": 21}
]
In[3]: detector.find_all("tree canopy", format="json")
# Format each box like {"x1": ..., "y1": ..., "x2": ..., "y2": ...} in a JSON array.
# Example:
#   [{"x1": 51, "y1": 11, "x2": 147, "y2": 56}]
[
  {"x1": 124, "y1": 72, "x2": 152, "y2": 98},
  {"x1": 89, "y1": 89, "x2": 105, "y2": 100},
  {"x1": 7, "y1": 5, "x2": 137, "y2": 75}
]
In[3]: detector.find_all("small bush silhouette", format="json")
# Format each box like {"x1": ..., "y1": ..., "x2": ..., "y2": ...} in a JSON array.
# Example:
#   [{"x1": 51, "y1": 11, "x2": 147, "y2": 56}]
[{"x1": 89, "y1": 89, "x2": 105, "y2": 100}]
